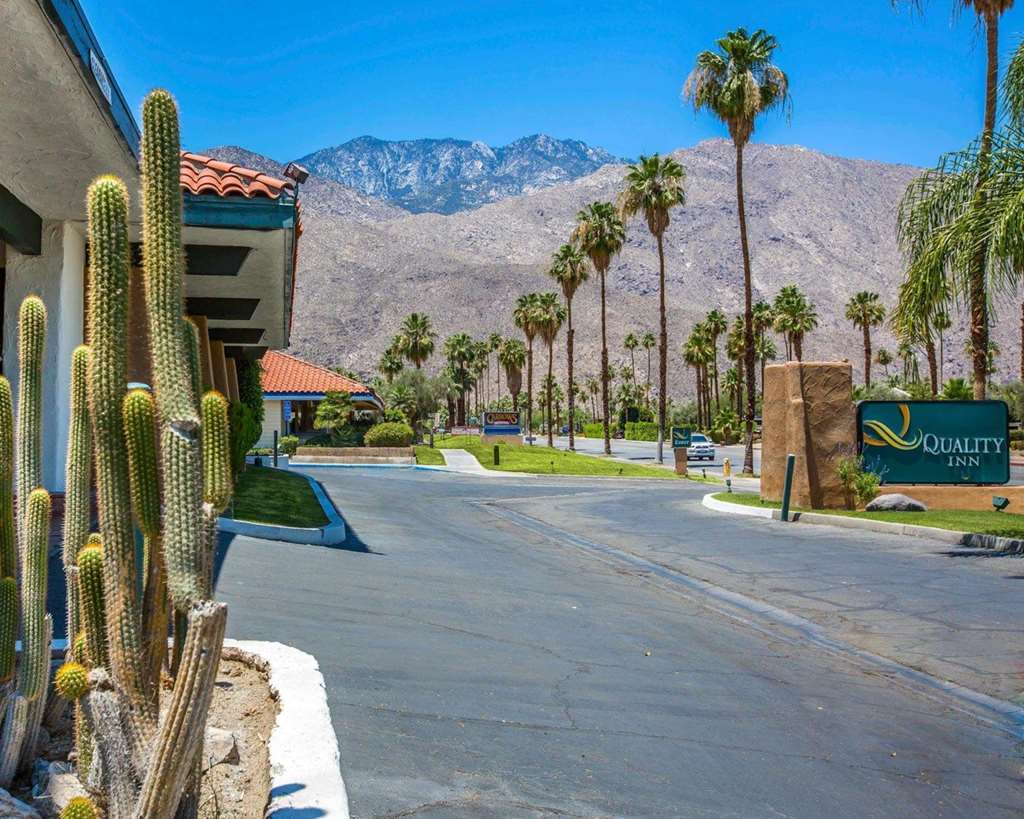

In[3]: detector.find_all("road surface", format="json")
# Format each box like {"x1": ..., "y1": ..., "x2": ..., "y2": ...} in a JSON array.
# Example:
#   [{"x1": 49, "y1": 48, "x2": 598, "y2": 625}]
[
  {"x1": 215, "y1": 468, "x2": 1023, "y2": 817},
  {"x1": 553, "y1": 434, "x2": 760, "y2": 474}
]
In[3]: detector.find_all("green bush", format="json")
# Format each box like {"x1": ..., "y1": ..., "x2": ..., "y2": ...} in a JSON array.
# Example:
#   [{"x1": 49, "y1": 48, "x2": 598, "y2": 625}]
[
  {"x1": 582, "y1": 423, "x2": 604, "y2": 438},
  {"x1": 624, "y1": 421, "x2": 658, "y2": 441},
  {"x1": 278, "y1": 435, "x2": 300, "y2": 455},
  {"x1": 836, "y1": 455, "x2": 881, "y2": 510},
  {"x1": 364, "y1": 421, "x2": 414, "y2": 447},
  {"x1": 229, "y1": 402, "x2": 261, "y2": 478}
]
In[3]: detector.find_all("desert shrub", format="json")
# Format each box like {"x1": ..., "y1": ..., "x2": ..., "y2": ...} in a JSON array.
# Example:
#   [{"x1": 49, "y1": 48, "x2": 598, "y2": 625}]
[
  {"x1": 582, "y1": 423, "x2": 604, "y2": 438},
  {"x1": 364, "y1": 421, "x2": 414, "y2": 447},
  {"x1": 229, "y1": 402, "x2": 261, "y2": 477},
  {"x1": 836, "y1": 455, "x2": 881, "y2": 509},
  {"x1": 278, "y1": 435, "x2": 300, "y2": 455},
  {"x1": 853, "y1": 469, "x2": 881, "y2": 508},
  {"x1": 625, "y1": 421, "x2": 659, "y2": 441}
]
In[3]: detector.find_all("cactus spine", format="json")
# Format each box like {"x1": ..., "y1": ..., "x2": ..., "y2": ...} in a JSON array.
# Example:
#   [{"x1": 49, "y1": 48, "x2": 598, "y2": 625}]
[
  {"x1": 0, "y1": 578, "x2": 15, "y2": 683},
  {"x1": 123, "y1": 389, "x2": 160, "y2": 540},
  {"x1": 85, "y1": 175, "x2": 155, "y2": 738},
  {"x1": 0, "y1": 379, "x2": 14, "y2": 580},
  {"x1": 77, "y1": 544, "x2": 108, "y2": 669},
  {"x1": 16, "y1": 297, "x2": 45, "y2": 553},
  {"x1": 63, "y1": 345, "x2": 91, "y2": 650},
  {"x1": 19, "y1": 488, "x2": 49, "y2": 700},
  {"x1": 60, "y1": 796, "x2": 99, "y2": 819},
  {"x1": 202, "y1": 391, "x2": 232, "y2": 514}
]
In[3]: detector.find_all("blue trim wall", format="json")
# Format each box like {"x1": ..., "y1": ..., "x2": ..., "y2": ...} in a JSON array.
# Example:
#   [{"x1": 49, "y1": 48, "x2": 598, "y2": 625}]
[
  {"x1": 265, "y1": 391, "x2": 383, "y2": 410},
  {"x1": 43, "y1": 0, "x2": 140, "y2": 156}
]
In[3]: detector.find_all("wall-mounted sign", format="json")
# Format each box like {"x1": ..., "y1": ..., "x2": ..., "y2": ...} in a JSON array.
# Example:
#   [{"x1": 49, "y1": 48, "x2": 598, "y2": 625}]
[
  {"x1": 483, "y1": 411, "x2": 522, "y2": 436},
  {"x1": 671, "y1": 427, "x2": 691, "y2": 449},
  {"x1": 89, "y1": 49, "x2": 112, "y2": 104},
  {"x1": 857, "y1": 400, "x2": 1009, "y2": 485}
]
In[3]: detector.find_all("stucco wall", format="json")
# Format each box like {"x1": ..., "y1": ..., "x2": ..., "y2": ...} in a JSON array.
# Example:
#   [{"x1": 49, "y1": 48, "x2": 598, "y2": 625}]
[{"x1": 259, "y1": 399, "x2": 283, "y2": 449}]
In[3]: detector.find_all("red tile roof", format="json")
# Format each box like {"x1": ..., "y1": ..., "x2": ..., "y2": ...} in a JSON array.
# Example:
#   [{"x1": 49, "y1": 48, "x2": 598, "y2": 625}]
[
  {"x1": 260, "y1": 350, "x2": 372, "y2": 396},
  {"x1": 179, "y1": 151, "x2": 294, "y2": 200}
]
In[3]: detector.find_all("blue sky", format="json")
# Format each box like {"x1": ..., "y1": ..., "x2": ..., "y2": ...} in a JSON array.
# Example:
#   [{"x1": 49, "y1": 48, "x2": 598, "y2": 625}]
[{"x1": 82, "y1": 1, "x2": 1024, "y2": 167}]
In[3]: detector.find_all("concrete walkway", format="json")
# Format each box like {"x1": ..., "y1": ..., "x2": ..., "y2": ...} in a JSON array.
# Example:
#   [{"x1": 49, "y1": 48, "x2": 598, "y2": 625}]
[{"x1": 438, "y1": 448, "x2": 525, "y2": 478}]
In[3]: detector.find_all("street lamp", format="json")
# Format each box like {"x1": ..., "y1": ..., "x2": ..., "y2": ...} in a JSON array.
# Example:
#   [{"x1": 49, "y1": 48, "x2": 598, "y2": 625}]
[{"x1": 282, "y1": 162, "x2": 309, "y2": 185}]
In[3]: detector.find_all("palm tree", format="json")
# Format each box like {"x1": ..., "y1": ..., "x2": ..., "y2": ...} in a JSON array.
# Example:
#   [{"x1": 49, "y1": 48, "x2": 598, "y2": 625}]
[
  {"x1": 548, "y1": 243, "x2": 589, "y2": 451},
  {"x1": 933, "y1": 310, "x2": 952, "y2": 383},
  {"x1": 533, "y1": 293, "x2": 566, "y2": 447},
  {"x1": 488, "y1": 332, "x2": 503, "y2": 403},
  {"x1": 514, "y1": 293, "x2": 542, "y2": 441},
  {"x1": 640, "y1": 332, "x2": 656, "y2": 395},
  {"x1": 685, "y1": 28, "x2": 789, "y2": 474},
  {"x1": 396, "y1": 313, "x2": 436, "y2": 369},
  {"x1": 875, "y1": 348, "x2": 894, "y2": 378},
  {"x1": 619, "y1": 154, "x2": 686, "y2": 464},
  {"x1": 443, "y1": 333, "x2": 474, "y2": 426},
  {"x1": 573, "y1": 202, "x2": 626, "y2": 455},
  {"x1": 313, "y1": 391, "x2": 354, "y2": 442},
  {"x1": 585, "y1": 376, "x2": 600, "y2": 421},
  {"x1": 894, "y1": 0, "x2": 1014, "y2": 398},
  {"x1": 897, "y1": 337, "x2": 921, "y2": 385},
  {"x1": 844, "y1": 292, "x2": 886, "y2": 387},
  {"x1": 704, "y1": 308, "x2": 728, "y2": 408},
  {"x1": 723, "y1": 367, "x2": 743, "y2": 419},
  {"x1": 773, "y1": 286, "x2": 818, "y2": 361},
  {"x1": 378, "y1": 348, "x2": 404, "y2": 383},
  {"x1": 755, "y1": 334, "x2": 777, "y2": 401},
  {"x1": 623, "y1": 333, "x2": 639, "y2": 384},
  {"x1": 498, "y1": 338, "x2": 526, "y2": 412},
  {"x1": 725, "y1": 317, "x2": 746, "y2": 417}
]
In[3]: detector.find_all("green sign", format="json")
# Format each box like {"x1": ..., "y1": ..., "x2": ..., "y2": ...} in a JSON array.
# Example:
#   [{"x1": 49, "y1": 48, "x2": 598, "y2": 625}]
[
  {"x1": 671, "y1": 427, "x2": 692, "y2": 449},
  {"x1": 857, "y1": 400, "x2": 1009, "y2": 485}
]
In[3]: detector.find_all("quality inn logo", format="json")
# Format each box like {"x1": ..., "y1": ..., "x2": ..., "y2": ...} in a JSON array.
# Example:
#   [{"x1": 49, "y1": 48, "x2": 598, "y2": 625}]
[{"x1": 863, "y1": 402, "x2": 1005, "y2": 469}]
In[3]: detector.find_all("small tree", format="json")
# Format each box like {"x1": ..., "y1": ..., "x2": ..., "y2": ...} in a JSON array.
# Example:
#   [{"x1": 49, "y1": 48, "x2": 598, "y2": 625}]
[{"x1": 314, "y1": 391, "x2": 354, "y2": 442}]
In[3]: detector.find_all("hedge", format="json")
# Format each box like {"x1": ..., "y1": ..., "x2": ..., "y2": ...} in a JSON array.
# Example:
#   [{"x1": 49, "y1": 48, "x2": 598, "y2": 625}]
[
  {"x1": 364, "y1": 421, "x2": 415, "y2": 447},
  {"x1": 625, "y1": 421, "x2": 659, "y2": 441},
  {"x1": 582, "y1": 423, "x2": 604, "y2": 438}
]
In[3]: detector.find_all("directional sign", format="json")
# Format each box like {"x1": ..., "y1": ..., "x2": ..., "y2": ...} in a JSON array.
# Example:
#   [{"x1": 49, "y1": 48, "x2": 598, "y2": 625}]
[
  {"x1": 483, "y1": 410, "x2": 522, "y2": 437},
  {"x1": 671, "y1": 426, "x2": 691, "y2": 449},
  {"x1": 282, "y1": 400, "x2": 292, "y2": 423}
]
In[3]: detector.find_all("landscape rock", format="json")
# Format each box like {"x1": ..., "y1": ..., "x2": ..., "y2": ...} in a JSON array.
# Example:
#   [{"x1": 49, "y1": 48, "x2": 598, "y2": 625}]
[
  {"x1": 866, "y1": 493, "x2": 928, "y2": 512},
  {"x1": 32, "y1": 761, "x2": 87, "y2": 818},
  {"x1": 0, "y1": 788, "x2": 41, "y2": 818},
  {"x1": 204, "y1": 726, "x2": 240, "y2": 767}
]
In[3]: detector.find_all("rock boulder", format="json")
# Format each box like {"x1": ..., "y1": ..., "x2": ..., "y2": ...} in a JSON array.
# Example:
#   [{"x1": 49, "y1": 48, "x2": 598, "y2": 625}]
[{"x1": 866, "y1": 493, "x2": 928, "y2": 512}]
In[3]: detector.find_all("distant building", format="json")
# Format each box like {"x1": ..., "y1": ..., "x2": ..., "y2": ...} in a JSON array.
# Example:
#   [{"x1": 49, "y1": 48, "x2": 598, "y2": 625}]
[
  {"x1": 258, "y1": 350, "x2": 383, "y2": 447},
  {"x1": 1, "y1": 0, "x2": 299, "y2": 491}
]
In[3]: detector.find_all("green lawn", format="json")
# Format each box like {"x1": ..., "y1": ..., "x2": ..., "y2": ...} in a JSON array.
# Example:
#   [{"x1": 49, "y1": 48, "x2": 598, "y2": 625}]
[
  {"x1": 228, "y1": 466, "x2": 329, "y2": 528},
  {"x1": 711, "y1": 492, "x2": 1024, "y2": 539},
  {"x1": 414, "y1": 445, "x2": 446, "y2": 465},
  {"x1": 432, "y1": 435, "x2": 680, "y2": 479}
]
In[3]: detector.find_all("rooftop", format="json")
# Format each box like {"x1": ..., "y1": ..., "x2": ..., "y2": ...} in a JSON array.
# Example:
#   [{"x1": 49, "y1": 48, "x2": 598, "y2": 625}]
[
  {"x1": 261, "y1": 350, "x2": 373, "y2": 396},
  {"x1": 180, "y1": 151, "x2": 295, "y2": 200}
]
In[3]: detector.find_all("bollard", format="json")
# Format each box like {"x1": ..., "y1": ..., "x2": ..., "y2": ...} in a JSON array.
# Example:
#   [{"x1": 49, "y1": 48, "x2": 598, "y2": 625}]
[
  {"x1": 493, "y1": 444, "x2": 500, "y2": 466},
  {"x1": 781, "y1": 453, "x2": 796, "y2": 522},
  {"x1": 723, "y1": 457, "x2": 732, "y2": 493},
  {"x1": 273, "y1": 430, "x2": 279, "y2": 468}
]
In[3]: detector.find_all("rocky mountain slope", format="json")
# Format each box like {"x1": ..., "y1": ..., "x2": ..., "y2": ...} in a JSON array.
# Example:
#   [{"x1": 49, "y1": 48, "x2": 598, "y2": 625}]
[
  {"x1": 296, "y1": 135, "x2": 620, "y2": 213},
  {"x1": 205, "y1": 139, "x2": 1020, "y2": 394}
]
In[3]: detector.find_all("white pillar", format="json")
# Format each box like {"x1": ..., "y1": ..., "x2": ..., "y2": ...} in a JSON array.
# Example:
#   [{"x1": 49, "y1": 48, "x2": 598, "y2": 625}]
[{"x1": 51, "y1": 223, "x2": 85, "y2": 492}]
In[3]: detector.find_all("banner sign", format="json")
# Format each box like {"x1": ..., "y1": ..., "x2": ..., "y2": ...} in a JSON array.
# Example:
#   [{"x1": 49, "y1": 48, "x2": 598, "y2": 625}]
[
  {"x1": 857, "y1": 400, "x2": 1009, "y2": 485},
  {"x1": 483, "y1": 411, "x2": 522, "y2": 436},
  {"x1": 671, "y1": 427, "x2": 692, "y2": 449}
]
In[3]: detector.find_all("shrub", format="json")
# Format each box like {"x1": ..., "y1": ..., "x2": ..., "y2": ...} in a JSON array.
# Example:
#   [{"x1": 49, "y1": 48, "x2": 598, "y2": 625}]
[
  {"x1": 853, "y1": 469, "x2": 881, "y2": 508},
  {"x1": 836, "y1": 455, "x2": 881, "y2": 510},
  {"x1": 278, "y1": 435, "x2": 300, "y2": 455},
  {"x1": 364, "y1": 421, "x2": 414, "y2": 447},
  {"x1": 624, "y1": 421, "x2": 658, "y2": 441},
  {"x1": 582, "y1": 423, "x2": 604, "y2": 438}
]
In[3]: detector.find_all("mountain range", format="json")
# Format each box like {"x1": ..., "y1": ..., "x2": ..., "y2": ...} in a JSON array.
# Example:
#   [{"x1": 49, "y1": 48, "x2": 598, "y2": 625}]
[{"x1": 200, "y1": 136, "x2": 1021, "y2": 394}]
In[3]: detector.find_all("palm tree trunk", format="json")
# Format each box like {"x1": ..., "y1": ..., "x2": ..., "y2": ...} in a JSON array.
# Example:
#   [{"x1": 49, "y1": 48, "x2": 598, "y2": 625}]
[
  {"x1": 760, "y1": 356, "x2": 766, "y2": 403},
  {"x1": 646, "y1": 349, "x2": 652, "y2": 393},
  {"x1": 794, "y1": 335, "x2": 803, "y2": 363},
  {"x1": 1020, "y1": 302, "x2": 1024, "y2": 382},
  {"x1": 712, "y1": 344, "x2": 720, "y2": 408},
  {"x1": 656, "y1": 232, "x2": 668, "y2": 463},
  {"x1": 567, "y1": 300, "x2": 576, "y2": 451},
  {"x1": 926, "y1": 339, "x2": 938, "y2": 396},
  {"x1": 735, "y1": 141, "x2": 756, "y2": 475},
  {"x1": 547, "y1": 342, "x2": 555, "y2": 448},
  {"x1": 526, "y1": 340, "x2": 534, "y2": 444},
  {"x1": 862, "y1": 324, "x2": 872, "y2": 388},
  {"x1": 600, "y1": 269, "x2": 612, "y2": 455}
]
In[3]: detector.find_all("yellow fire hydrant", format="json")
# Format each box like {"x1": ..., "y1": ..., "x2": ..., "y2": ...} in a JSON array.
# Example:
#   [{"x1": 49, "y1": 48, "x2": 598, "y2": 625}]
[{"x1": 722, "y1": 457, "x2": 732, "y2": 493}]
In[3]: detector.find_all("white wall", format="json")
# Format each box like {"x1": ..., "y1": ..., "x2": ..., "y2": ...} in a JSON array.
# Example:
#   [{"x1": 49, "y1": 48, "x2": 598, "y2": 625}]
[
  {"x1": 258, "y1": 399, "x2": 283, "y2": 449},
  {"x1": 4, "y1": 220, "x2": 83, "y2": 494}
]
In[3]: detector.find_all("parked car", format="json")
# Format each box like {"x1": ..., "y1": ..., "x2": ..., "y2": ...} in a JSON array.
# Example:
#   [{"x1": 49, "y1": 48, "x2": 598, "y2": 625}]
[{"x1": 686, "y1": 433, "x2": 715, "y2": 461}]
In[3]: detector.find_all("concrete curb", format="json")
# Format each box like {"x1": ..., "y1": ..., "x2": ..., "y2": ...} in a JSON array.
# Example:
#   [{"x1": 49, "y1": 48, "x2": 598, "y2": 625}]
[
  {"x1": 700, "y1": 492, "x2": 1024, "y2": 550},
  {"x1": 292, "y1": 461, "x2": 416, "y2": 469},
  {"x1": 219, "y1": 469, "x2": 347, "y2": 546},
  {"x1": 223, "y1": 641, "x2": 349, "y2": 819}
]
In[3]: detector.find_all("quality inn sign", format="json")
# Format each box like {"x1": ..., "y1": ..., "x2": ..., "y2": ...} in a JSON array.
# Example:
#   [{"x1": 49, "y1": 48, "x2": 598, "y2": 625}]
[{"x1": 857, "y1": 400, "x2": 1010, "y2": 485}]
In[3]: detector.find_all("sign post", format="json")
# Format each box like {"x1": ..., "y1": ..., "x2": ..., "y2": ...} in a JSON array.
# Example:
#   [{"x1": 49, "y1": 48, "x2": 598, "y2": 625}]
[
  {"x1": 670, "y1": 426, "x2": 691, "y2": 476},
  {"x1": 857, "y1": 400, "x2": 1009, "y2": 485},
  {"x1": 482, "y1": 410, "x2": 523, "y2": 442}
]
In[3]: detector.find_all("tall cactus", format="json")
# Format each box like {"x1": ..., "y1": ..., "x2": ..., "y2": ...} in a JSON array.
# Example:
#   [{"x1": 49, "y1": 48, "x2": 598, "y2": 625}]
[
  {"x1": 202, "y1": 391, "x2": 232, "y2": 514},
  {"x1": 77, "y1": 544, "x2": 108, "y2": 669},
  {"x1": 63, "y1": 346, "x2": 91, "y2": 649},
  {"x1": 85, "y1": 175, "x2": 155, "y2": 743},
  {"x1": 16, "y1": 297, "x2": 45, "y2": 538},
  {"x1": 0, "y1": 379, "x2": 15, "y2": 581},
  {"x1": 0, "y1": 578, "x2": 15, "y2": 684},
  {"x1": 19, "y1": 488, "x2": 49, "y2": 701}
]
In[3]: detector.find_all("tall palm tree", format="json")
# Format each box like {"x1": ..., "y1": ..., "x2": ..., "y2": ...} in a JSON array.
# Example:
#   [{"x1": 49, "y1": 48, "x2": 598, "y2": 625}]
[
  {"x1": 487, "y1": 332, "x2": 503, "y2": 406},
  {"x1": 704, "y1": 308, "x2": 728, "y2": 408},
  {"x1": 895, "y1": 0, "x2": 1014, "y2": 397},
  {"x1": 875, "y1": 347, "x2": 894, "y2": 378},
  {"x1": 397, "y1": 313, "x2": 437, "y2": 369},
  {"x1": 619, "y1": 154, "x2": 686, "y2": 463},
  {"x1": 548, "y1": 243, "x2": 590, "y2": 451},
  {"x1": 932, "y1": 310, "x2": 952, "y2": 383},
  {"x1": 685, "y1": 27, "x2": 789, "y2": 474},
  {"x1": 443, "y1": 333, "x2": 474, "y2": 426},
  {"x1": 755, "y1": 334, "x2": 777, "y2": 401},
  {"x1": 573, "y1": 202, "x2": 626, "y2": 455},
  {"x1": 585, "y1": 376, "x2": 600, "y2": 421},
  {"x1": 533, "y1": 293, "x2": 566, "y2": 447},
  {"x1": 498, "y1": 338, "x2": 526, "y2": 412},
  {"x1": 898, "y1": 337, "x2": 921, "y2": 385},
  {"x1": 844, "y1": 292, "x2": 886, "y2": 387},
  {"x1": 378, "y1": 348, "x2": 404, "y2": 383},
  {"x1": 640, "y1": 332, "x2": 656, "y2": 395},
  {"x1": 514, "y1": 293, "x2": 542, "y2": 442},
  {"x1": 773, "y1": 286, "x2": 818, "y2": 361},
  {"x1": 623, "y1": 333, "x2": 639, "y2": 384}
]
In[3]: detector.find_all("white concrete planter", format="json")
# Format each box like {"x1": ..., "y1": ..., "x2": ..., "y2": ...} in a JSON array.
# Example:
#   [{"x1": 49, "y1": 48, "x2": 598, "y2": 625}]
[{"x1": 223, "y1": 641, "x2": 349, "y2": 818}]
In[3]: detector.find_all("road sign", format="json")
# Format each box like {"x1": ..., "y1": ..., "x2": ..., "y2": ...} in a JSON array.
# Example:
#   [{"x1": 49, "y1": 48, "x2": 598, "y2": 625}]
[
  {"x1": 671, "y1": 426, "x2": 691, "y2": 449},
  {"x1": 483, "y1": 410, "x2": 522, "y2": 437},
  {"x1": 282, "y1": 400, "x2": 292, "y2": 423},
  {"x1": 857, "y1": 400, "x2": 1009, "y2": 485}
]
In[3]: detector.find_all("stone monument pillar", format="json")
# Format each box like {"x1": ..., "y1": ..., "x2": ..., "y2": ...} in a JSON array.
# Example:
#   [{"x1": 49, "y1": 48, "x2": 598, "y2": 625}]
[{"x1": 761, "y1": 362, "x2": 856, "y2": 510}]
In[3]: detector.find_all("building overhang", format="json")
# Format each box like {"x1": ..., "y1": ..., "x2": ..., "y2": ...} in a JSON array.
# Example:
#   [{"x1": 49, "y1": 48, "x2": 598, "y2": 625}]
[{"x1": 264, "y1": 391, "x2": 384, "y2": 411}]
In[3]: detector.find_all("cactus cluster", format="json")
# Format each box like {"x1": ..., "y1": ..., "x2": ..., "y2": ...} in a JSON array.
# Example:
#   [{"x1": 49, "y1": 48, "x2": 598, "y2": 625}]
[{"x1": 0, "y1": 88, "x2": 234, "y2": 816}]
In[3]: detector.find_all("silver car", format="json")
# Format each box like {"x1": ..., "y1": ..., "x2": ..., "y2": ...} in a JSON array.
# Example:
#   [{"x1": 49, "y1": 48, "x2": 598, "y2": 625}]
[{"x1": 687, "y1": 433, "x2": 715, "y2": 461}]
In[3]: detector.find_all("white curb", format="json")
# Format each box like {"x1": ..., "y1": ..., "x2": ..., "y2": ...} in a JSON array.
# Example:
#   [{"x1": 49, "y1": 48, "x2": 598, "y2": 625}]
[
  {"x1": 224, "y1": 640, "x2": 349, "y2": 819},
  {"x1": 701, "y1": 492, "x2": 774, "y2": 518}
]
